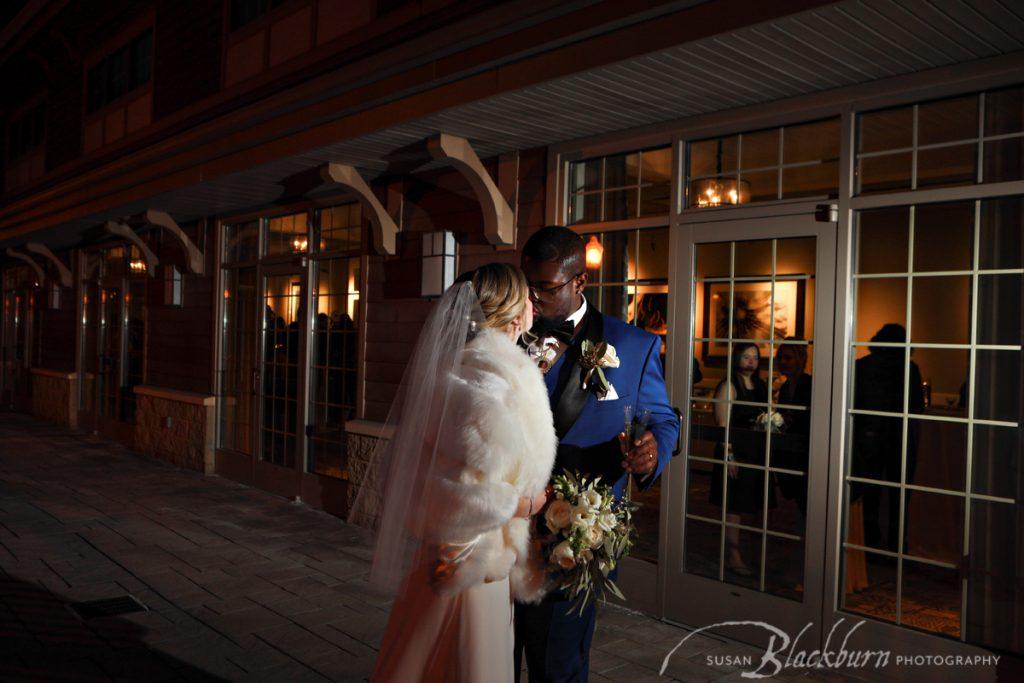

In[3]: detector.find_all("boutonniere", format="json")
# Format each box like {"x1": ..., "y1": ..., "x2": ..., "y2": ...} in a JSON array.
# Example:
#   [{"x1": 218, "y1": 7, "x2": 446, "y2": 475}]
[{"x1": 579, "y1": 340, "x2": 619, "y2": 397}]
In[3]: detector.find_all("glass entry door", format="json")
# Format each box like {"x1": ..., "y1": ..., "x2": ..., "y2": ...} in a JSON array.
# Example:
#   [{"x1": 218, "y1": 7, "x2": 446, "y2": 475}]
[
  {"x1": 255, "y1": 265, "x2": 307, "y2": 493},
  {"x1": 665, "y1": 208, "x2": 836, "y2": 647},
  {"x1": 1, "y1": 275, "x2": 32, "y2": 411},
  {"x1": 79, "y1": 248, "x2": 146, "y2": 445}
]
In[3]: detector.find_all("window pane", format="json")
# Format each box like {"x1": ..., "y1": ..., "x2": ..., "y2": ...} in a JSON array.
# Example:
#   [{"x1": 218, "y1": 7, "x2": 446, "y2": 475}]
[
  {"x1": 971, "y1": 424, "x2": 1021, "y2": 499},
  {"x1": 984, "y1": 85, "x2": 1024, "y2": 137},
  {"x1": 741, "y1": 129, "x2": 779, "y2": 170},
  {"x1": 912, "y1": 347, "x2": 968, "y2": 416},
  {"x1": 910, "y1": 275, "x2": 970, "y2": 345},
  {"x1": 569, "y1": 192, "x2": 601, "y2": 225},
  {"x1": 977, "y1": 274, "x2": 1021, "y2": 346},
  {"x1": 743, "y1": 169, "x2": 777, "y2": 202},
  {"x1": 901, "y1": 560, "x2": 961, "y2": 637},
  {"x1": 916, "y1": 143, "x2": 977, "y2": 189},
  {"x1": 605, "y1": 152, "x2": 639, "y2": 189},
  {"x1": 224, "y1": 220, "x2": 259, "y2": 263},
  {"x1": 570, "y1": 158, "x2": 602, "y2": 193},
  {"x1": 319, "y1": 204, "x2": 361, "y2": 253},
  {"x1": 783, "y1": 118, "x2": 840, "y2": 164},
  {"x1": 690, "y1": 137, "x2": 737, "y2": 177},
  {"x1": 918, "y1": 95, "x2": 977, "y2": 146},
  {"x1": 857, "y1": 208, "x2": 909, "y2": 274},
  {"x1": 908, "y1": 418, "x2": 966, "y2": 491},
  {"x1": 600, "y1": 231, "x2": 631, "y2": 283},
  {"x1": 974, "y1": 350, "x2": 1021, "y2": 423},
  {"x1": 265, "y1": 212, "x2": 308, "y2": 256},
  {"x1": 982, "y1": 137, "x2": 1024, "y2": 184},
  {"x1": 859, "y1": 106, "x2": 913, "y2": 154},
  {"x1": 603, "y1": 188, "x2": 637, "y2": 221},
  {"x1": 979, "y1": 197, "x2": 1024, "y2": 270},
  {"x1": 782, "y1": 161, "x2": 838, "y2": 199},
  {"x1": 967, "y1": 499, "x2": 1023, "y2": 652},
  {"x1": 913, "y1": 202, "x2": 973, "y2": 272},
  {"x1": 219, "y1": 267, "x2": 257, "y2": 453},
  {"x1": 635, "y1": 227, "x2": 668, "y2": 282},
  {"x1": 854, "y1": 279, "x2": 907, "y2": 342},
  {"x1": 858, "y1": 152, "x2": 912, "y2": 194},
  {"x1": 130, "y1": 30, "x2": 152, "y2": 89}
]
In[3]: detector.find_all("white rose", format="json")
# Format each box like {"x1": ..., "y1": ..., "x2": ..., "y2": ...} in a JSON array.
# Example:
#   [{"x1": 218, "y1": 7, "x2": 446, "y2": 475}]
[
  {"x1": 551, "y1": 541, "x2": 576, "y2": 569},
  {"x1": 586, "y1": 525, "x2": 604, "y2": 549},
  {"x1": 545, "y1": 500, "x2": 572, "y2": 532},
  {"x1": 570, "y1": 505, "x2": 597, "y2": 529},
  {"x1": 580, "y1": 489, "x2": 603, "y2": 510},
  {"x1": 597, "y1": 511, "x2": 617, "y2": 533},
  {"x1": 597, "y1": 343, "x2": 620, "y2": 368}
]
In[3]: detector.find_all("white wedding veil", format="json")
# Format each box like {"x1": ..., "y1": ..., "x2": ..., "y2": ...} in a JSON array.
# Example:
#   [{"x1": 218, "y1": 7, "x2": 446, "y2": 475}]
[{"x1": 347, "y1": 280, "x2": 486, "y2": 594}]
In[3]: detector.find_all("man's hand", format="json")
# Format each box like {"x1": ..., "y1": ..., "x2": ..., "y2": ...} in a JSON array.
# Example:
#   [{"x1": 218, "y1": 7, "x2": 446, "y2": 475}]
[{"x1": 618, "y1": 430, "x2": 658, "y2": 476}]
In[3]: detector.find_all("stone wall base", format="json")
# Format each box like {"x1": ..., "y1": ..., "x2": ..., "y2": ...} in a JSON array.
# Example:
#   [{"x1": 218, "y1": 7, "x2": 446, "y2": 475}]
[
  {"x1": 343, "y1": 420, "x2": 393, "y2": 530},
  {"x1": 134, "y1": 386, "x2": 215, "y2": 474},
  {"x1": 29, "y1": 369, "x2": 77, "y2": 429}
]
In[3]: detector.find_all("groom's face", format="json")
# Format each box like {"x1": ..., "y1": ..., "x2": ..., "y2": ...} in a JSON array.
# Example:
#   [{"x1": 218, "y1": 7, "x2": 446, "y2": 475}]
[{"x1": 521, "y1": 256, "x2": 587, "y2": 326}]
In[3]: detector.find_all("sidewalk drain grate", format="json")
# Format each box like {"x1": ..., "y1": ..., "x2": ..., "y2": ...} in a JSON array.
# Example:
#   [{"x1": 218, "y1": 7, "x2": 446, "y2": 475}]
[{"x1": 68, "y1": 595, "x2": 149, "y2": 620}]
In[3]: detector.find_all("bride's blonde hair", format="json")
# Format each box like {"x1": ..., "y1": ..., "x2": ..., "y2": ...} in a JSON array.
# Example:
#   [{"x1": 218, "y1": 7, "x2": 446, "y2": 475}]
[{"x1": 469, "y1": 262, "x2": 529, "y2": 330}]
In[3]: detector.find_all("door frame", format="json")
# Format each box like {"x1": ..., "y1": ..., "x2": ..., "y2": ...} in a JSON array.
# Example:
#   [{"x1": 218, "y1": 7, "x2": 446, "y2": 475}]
[
  {"x1": 253, "y1": 258, "x2": 310, "y2": 500},
  {"x1": 661, "y1": 200, "x2": 838, "y2": 649}
]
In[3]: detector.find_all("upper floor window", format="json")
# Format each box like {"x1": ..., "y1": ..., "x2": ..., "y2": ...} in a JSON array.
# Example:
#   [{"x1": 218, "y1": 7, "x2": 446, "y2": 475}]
[
  {"x1": 856, "y1": 84, "x2": 1024, "y2": 194},
  {"x1": 230, "y1": 0, "x2": 289, "y2": 30},
  {"x1": 7, "y1": 105, "x2": 44, "y2": 161},
  {"x1": 686, "y1": 118, "x2": 840, "y2": 208},
  {"x1": 568, "y1": 146, "x2": 671, "y2": 224},
  {"x1": 86, "y1": 29, "x2": 153, "y2": 114}
]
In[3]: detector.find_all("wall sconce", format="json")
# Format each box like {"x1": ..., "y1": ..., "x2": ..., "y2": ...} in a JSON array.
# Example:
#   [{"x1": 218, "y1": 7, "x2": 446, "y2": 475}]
[
  {"x1": 46, "y1": 283, "x2": 61, "y2": 310},
  {"x1": 162, "y1": 265, "x2": 182, "y2": 307},
  {"x1": 585, "y1": 235, "x2": 603, "y2": 269},
  {"x1": 421, "y1": 231, "x2": 456, "y2": 298}
]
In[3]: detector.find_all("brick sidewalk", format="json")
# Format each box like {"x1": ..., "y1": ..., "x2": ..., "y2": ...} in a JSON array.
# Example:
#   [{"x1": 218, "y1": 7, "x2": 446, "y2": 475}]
[{"x1": 0, "y1": 413, "x2": 868, "y2": 682}]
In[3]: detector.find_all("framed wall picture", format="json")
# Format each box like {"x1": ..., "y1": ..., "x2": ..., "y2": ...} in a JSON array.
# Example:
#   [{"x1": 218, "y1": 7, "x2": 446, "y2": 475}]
[{"x1": 703, "y1": 279, "x2": 805, "y2": 358}]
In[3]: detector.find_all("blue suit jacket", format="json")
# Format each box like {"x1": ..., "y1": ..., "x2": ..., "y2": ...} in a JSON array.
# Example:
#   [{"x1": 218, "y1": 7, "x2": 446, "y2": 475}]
[{"x1": 544, "y1": 311, "x2": 679, "y2": 500}]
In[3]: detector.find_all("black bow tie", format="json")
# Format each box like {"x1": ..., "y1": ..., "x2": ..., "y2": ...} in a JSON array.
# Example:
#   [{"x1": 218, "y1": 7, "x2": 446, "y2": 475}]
[{"x1": 547, "y1": 320, "x2": 577, "y2": 344}]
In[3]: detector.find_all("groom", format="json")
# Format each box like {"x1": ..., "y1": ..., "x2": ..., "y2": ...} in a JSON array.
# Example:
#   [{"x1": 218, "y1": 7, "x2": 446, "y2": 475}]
[{"x1": 515, "y1": 226, "x2": 679, "y2": 682}]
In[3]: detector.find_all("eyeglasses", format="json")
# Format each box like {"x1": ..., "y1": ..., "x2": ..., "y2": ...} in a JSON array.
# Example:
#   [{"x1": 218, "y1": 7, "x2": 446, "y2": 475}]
[{"x1": 527, "y1": 272, "x2": 584, "y2": 300}]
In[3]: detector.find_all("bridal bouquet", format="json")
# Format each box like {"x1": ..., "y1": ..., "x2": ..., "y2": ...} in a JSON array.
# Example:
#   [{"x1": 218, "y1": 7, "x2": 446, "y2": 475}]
[
  {"x1": 543, "y1": 469, "x2": 638, "y2": 615},
  {"x1": 755, "y1": 410, "x2": 786, "y2": 433}
]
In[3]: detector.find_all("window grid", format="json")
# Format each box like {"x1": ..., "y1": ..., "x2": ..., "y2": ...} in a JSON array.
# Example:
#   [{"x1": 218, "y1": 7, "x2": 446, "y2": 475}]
[
  {"x1": 856, "y1": 89, "x2": 1024, "y2": 194},
  {"x1": 686, "y1": 118, "x2": 841, "y2": 208},
  {"x1": 685, "y1": 238, "x2": 816, "y2": 598},
  {"x1": 845, "y1": 201, "x2": 1024, "y2": 640},
  {"x1": 567, "y1": 146, "x2": 672, "y2": 225}
]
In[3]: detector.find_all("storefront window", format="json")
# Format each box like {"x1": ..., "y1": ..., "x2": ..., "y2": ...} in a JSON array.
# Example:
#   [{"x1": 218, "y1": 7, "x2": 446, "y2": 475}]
[
  {"x1": 686, "y1": 119, "x2": 840, "y2": 208},
  {"x1": 568, "y1": 146, "x2": 671, "y2": 224},
  {"x1": 218, "y1": 203, "x2": 362, "y2": 480},
  {"x1": 856, "y1": 84, "x2": 1024, "y2": 194},
  {"x1": 844, "y1": 197, "x2": 1023, "y2": 651},
  {"x1": 581, "y1": 225, "x2": 670, "y2": 563}
]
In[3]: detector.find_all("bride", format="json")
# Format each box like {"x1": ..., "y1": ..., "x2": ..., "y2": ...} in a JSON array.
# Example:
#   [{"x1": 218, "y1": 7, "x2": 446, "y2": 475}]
[{"x1": 350, "y1": 262, "x2": 556, "y2": 683}]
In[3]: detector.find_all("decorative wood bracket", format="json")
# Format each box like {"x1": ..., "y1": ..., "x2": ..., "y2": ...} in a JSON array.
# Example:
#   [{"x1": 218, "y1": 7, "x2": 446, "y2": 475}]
[
  {"x1": 24, "y1": 243, "x2": 72, "y2": 287},
  {"x1": 4, "y1": 248, "x2": 45, "y2": 284},
  {"x1": 129, "y1": 210, "x2": 205, "y2": 275},
  {"x1": 320, "y1": 163, "x2": 399, "y2": 255},
  {"x1": 426, "y1": 134, "x2": 515, "y2": 247},
  {"x1": 105, "y1": 220, "x2": 158, "y2": 276}
]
